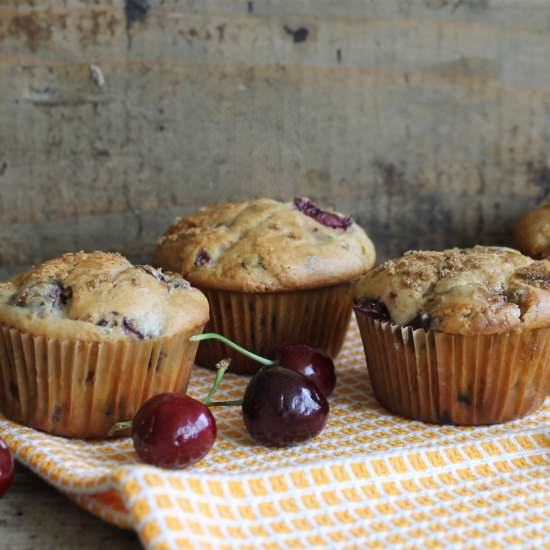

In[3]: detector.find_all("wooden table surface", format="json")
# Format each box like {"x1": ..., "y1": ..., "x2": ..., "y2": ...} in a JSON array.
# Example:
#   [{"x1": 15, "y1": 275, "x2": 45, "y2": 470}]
[{"x1": 1, "y1": 464, "x2": 141, "y2": 549}]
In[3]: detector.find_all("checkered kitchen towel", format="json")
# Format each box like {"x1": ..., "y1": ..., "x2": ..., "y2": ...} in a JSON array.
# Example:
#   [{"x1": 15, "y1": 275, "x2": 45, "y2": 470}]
[{"x1": 0, "y1": 321, "x2": 549, "y2": 549}]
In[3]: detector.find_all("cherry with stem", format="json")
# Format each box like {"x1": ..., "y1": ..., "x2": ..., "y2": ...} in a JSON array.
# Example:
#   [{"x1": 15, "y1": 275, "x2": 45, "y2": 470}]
[{"x1": 191, "y1": 333, "x2": 336, "y2": 397}]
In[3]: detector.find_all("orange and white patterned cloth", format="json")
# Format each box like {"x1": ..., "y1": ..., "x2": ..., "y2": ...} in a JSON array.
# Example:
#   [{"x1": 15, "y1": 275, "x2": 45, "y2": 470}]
[{"x1": 0, "y1": 321, "x2": 549, "y2": 550}]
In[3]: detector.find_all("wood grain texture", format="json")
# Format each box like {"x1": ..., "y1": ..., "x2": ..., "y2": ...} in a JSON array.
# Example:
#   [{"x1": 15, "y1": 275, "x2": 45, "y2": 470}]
[
  {"x1": 0, "y1": 464, "x2": 140, "y2": 549},
  {"x1": 2, "y1": 2, "x2": 550, "y2": 544},
  {"x1": 1, "y1": 0, "x2": 550, "y2": 276}
]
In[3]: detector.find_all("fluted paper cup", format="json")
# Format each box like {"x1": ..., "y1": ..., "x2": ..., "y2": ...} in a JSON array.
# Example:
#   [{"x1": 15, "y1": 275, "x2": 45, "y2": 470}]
[
  {"x1": 355, "y1": 312, "x2": 550, "y2": 425},
  {"x1": 196, "y1": 284, "x2": 354, "y2": 374},
  {"x1": 0, "y1": 323, "x2": 204, "y2": 438}
]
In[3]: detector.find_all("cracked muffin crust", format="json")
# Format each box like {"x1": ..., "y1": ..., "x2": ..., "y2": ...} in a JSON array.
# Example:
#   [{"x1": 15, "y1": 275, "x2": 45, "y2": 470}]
[
  {"x1": 355, "y1": 246, "x2": 550, "y2": 335},
  {"x1": 0, "y1": 251, "x2": 209, "y2": 341},
  {"x1": 513, "y1": 201, "x2": 550, "y2": 259},
  {"x1": 153, "y1": 198, "x2": 376, "y2": 292}
]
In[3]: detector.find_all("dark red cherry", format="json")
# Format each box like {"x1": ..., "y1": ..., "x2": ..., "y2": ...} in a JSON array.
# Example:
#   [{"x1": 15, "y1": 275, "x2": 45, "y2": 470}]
[
  {"x1": 132, "y1": 393, "x2": 216, "y2": 469},
  {"x1": 242, "y1": 366, "x2": 329, "y2": 447},
  {"x1": 276, "y1": 344, "x2": 336, "y2": 396},
  {"x1": 0, "y1": 438, "x2": 14, "y2": 497}
]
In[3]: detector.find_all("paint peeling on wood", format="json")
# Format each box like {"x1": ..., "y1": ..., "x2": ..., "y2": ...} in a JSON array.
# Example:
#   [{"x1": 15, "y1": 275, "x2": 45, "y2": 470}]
[
  {"x1": 7, "y1": 14, "x2": 53, "y2": 52},
  {"x1": 526, "y1": 161, "x2": 550, "y2": 200},
  {"x1": 22, "y1": 86, "x2": 109, "y2": 107},
  {"x1": 125, "y1": 0, "x2": 151, "y2": 26},
  {"x1": 283, "y1": 25, "x2": 309, "y2": 43}
]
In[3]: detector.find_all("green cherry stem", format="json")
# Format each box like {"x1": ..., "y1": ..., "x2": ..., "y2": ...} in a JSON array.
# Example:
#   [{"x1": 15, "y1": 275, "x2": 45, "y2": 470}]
[
  {"x1": 207, "y1": 400, "x2": 243, "y2": 407},
  {"x1": 190, "y1": 332, "x2": 274, "y2": 366},
  {"x1": 202, "y1": 359, "x2": 231, "y2": 406},
  {"x1": 109, "y1": 359, "x2": 237, "y2": 435},
  {"x1": 108, "y1": 420, "x2": 132, "y2": 436}
]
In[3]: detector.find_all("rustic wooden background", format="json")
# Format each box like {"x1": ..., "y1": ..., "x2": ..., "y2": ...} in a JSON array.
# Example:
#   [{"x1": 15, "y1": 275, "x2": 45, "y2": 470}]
[
  {"x1": 2, "y1": 0, "x2": 550, "y2": 547},
  {"x1": 2, "y1": 0, "x2": 550, "y2": 281}
]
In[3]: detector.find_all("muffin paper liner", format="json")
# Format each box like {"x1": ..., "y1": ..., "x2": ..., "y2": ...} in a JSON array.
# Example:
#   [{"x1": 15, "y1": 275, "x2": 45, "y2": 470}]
[
  {"x1": 0, "y1": 323, "x2": 203, "y2": 438},
  {"x1": 355, "y1": 312, "x2": 550, "y2": 425},
  {"x1": 197, "y1": 284, "x2": 353, "y2": 374}
]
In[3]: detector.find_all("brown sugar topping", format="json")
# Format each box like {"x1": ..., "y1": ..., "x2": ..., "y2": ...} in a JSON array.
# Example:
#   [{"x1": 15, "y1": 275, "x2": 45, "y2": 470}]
[{"x1": 355, "y1": 246, "x2": 550, "y2": 335}]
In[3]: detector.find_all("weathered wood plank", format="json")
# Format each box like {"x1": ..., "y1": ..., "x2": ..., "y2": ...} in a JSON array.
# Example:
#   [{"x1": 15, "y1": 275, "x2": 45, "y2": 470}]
[
  {"x1": 0, "y1": 464, "x2": 140, "y2": 549},
  {"x1": 1, "y1": 0, "x2": 550, "y2": 269}
]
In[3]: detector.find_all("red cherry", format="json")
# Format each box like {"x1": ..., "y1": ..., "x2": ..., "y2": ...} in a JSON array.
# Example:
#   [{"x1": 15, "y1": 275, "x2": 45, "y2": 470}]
[
  {"x1": 242, "y1": 366, "x2": 329, "y2": 447},
  {"x1": 276, "y1": 344, "x2": 336, "y2": 396},
  {"x1": 0, "y1": 438, "x2": 14, "y2": 497},
  {"x1": 132, "y1": 393, "x2": 216, "y2": 469}
]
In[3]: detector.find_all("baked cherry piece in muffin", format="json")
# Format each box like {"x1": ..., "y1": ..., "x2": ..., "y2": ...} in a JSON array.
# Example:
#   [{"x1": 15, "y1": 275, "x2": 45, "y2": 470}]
[
  {"x1": 153, "y1": 198, "x2": 376, "y2": 373},
  {"x1": 1, "y1": 254, "x2": 202, "y2": 341},
  {"x1": 0, "y1": 251, "x2": 209, "y2": 437},
  {"x1": 355, "y1": 246, "x2": 550, "y2": 334},
  {"x1": 354, "y1": 246, "x2": 550, "y2": 425}
]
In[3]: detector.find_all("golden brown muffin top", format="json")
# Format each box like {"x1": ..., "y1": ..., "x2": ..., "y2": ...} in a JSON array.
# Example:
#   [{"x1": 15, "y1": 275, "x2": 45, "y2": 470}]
[
  {"x1": 0, "y1": 251, "x2": 209, "y2": 341},
  {"x1": 354, "y1": 246, "x2": 550, "y2": 335},
  {"x1": 153, "y1": 198, "x2": 376, "y2": 292},
  {"x1": 513, "y1": 201, "x2": 550, "y2": 258}
]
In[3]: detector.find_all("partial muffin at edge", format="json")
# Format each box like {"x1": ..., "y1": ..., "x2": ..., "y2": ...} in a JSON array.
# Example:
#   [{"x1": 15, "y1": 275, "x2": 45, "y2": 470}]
[{"x1": 513, "y1": 201, "x2": 550, "y2": 259}]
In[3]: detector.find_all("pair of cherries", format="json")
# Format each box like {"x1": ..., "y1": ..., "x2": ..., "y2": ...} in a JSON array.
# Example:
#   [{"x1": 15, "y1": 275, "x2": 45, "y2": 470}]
[{"x1": 128, "y1": 339, "x2": 336, "y2": 469}]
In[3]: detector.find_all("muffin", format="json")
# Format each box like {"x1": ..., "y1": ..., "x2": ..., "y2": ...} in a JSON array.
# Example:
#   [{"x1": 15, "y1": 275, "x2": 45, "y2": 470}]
[
  {"x1": 0, "y1": 251, "x2": 209, "y2": 437},
  {"x1": 153, "y1": 197, "x2": 376, "y2": 373},
  {"x1": 354, "y1": 246, "x2": 550, "y2": 425},
  {"x1": 513, "y1": 201, "x2": 550, "y2": 258}
]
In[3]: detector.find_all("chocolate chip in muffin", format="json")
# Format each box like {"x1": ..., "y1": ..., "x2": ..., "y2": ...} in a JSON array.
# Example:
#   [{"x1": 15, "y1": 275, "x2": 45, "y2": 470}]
[
  {"x1": 137, "y1": 264, "x2": 168, "y2": 283},
  {"x1": 156, "y1": 351, "x2": 167, "y2": 372},
  {"x1": 407, "y1": 312, "x2": 434, "y2": 331},
  {"x1": 48, "y1": 284, "x2": 61, "y2": 302},
  {"x1": 9, "y1": 383, "x2": 19, "y2": 402},
  {"x1": 59, "y1": 285, "x2": 73, "y2": 305},
  {"x1": 293, "y1": 197, "x2": 353, "y2": 230},
  {"x1": 195, "y1": 249, "x2": 211, "y2": 267},
  {"x1": 354, "y1": 298, "x2": 391, "y2": 322},
  {"x1": 122, "y1": 317, "x2": 145, "y2": 339},
  {"x1": 51, "y1": 405, "x2": 63, "y2": 423},
  {"x1": 9, "y1": 281, "x2": 72, "y2": 314},
  {"x1": 457, "y1": 392, "x2": 472, "y2": 407},
  {"x1": 166, "y1": 275, "x2": 190, "y2": 290}
]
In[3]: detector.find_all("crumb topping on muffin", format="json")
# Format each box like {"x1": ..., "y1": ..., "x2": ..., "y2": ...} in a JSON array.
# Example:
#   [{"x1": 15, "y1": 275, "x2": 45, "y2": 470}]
[
  {"x1": 0, "y1": 251, "x2": 209, "y2": 340},
  {"x1": 355, "y1": 246, "x2": 550, "y2": 334},
  {"x1": 153, "y1": 198, "x2": 376, "y2": 292},
  {"x1": 513, "y1": 201, "x2": 550, "y2": 258}
]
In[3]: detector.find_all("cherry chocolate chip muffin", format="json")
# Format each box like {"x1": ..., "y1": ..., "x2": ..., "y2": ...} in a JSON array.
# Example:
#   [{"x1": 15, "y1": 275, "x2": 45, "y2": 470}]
[
  {"x1": 513, "y1": 201, "x2": 550, "y2": 258},
  {"x1": 0, "y1": 251, "x2": 209, "y2": 437},
  {"x1": 153, "y1": 197, "x2": 376, "y2": 373},
  {"x1": 354, "y1": 246, "x2": 550, "y2": 425}
]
